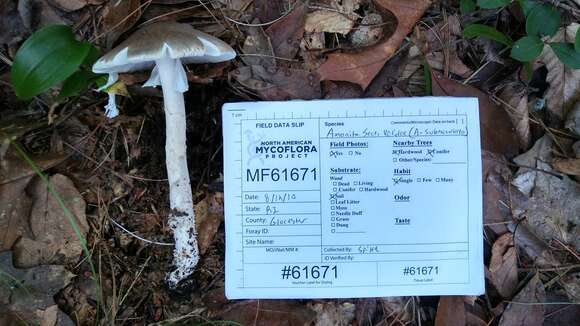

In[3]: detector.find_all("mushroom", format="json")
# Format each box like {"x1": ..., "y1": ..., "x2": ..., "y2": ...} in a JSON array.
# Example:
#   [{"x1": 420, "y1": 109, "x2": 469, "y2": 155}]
[{"x1": 92, "y1": 21, "x2": 235, "y2": 287}]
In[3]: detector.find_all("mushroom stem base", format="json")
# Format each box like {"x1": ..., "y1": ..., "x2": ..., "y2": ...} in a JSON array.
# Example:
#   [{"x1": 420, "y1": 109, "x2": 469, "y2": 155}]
[{"x1": 157, "y1": 57, "x2": 199, "y2": 288}]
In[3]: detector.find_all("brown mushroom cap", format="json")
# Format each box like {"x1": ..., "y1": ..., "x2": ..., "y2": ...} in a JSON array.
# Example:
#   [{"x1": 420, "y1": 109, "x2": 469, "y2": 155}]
[{"x1": 93, "y1": 21, "x2": 236, "y2": 74}]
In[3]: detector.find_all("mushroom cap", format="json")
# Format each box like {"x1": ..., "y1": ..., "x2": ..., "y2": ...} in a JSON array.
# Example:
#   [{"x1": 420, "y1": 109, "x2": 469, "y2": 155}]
[{"x1": 93, "y1": 21, "x2": 236, "y2": 74}]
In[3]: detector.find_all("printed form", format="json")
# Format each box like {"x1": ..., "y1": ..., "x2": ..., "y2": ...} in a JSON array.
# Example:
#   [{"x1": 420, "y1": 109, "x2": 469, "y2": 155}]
[{"x1": 222, "y1": 98, "x2": 484, "y2": 299}]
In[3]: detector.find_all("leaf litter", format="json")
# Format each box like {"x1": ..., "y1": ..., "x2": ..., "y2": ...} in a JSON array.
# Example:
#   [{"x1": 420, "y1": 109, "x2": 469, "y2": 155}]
[{"x1": 1, "y1": 0, "x2": 580, "y2": 325}]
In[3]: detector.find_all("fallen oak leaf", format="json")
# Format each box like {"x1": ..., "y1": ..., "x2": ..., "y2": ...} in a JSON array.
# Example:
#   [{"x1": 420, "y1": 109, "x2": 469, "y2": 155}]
[
  {"x1": 0, "y1": 251, "x2": 75, "y2": 326},
  {"x1": 498, "y1": 82, "x2": 532, "y2": 150},
  {"x1": 241, "y1": 22, "x2": 275, "y2": 67},
  {"x1": 511, "y1": 136, "x2": 580, "y2": 251},
  {"x1": 101, "y1": 0, "x2": 142, "y2": 48},
  {"x1": 0, "y1": 178, "x2": 32, "y2": 252},
  {"x1": 265, "y1": 1, "x2": 308, "y2": 60},
  {"x1": 0, "y1": 150, "x2": 66, "y2": 252},
  {"x1": 194, "y1": 192, "x2": 224, "y2": 255},
  {"x1": 434, "y1": 296, "x2": 466, "y2": 326},
  {"x1": 482, "y1": 151, "x2": 518, "y2": 235},
  {"x1": 231, "y1": 65, "x2": 321, "y2": 100},
  {"x1": 218, "y1": 300, "x2": 317, "y2": 326},
  {"x1": 551, "y1": 158, "x2": 580, "y2": 176},
  {"x1": 310, "y1": 301, "x2": 356, "y2": 326},
  {"x1": 489, "y1": 233, "x2": 518, "y2": 298},
  {"x1": 48, "y1": 0, "x2": 87, "y2": 12},
  {"x1": 499, "y1": 273, "x2": 545, "y2": 326},
  {"x1": 431, "y1": 72, "x2": 519, "y2": 157},
  {"x1": 12, "y1": 174, "x2": 89, "y2": 268},
  {"x1": 508, "y1": 222, "x2": 559, "y2": 268},
  {"x1": 305, "y1": 10, "x2": 354, "y2": 35},
  {"x1": 538, "y1": 23, "x2": 580, "y2": 124},
  {"x1": 317, "y1": 0, "x2": 432, "y2": 89}
]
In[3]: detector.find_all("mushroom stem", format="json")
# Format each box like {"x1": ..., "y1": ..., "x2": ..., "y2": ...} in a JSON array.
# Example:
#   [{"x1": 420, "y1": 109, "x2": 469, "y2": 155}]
[{"x1": 156, "y1": 57, "x2": 199, "y2": 287}]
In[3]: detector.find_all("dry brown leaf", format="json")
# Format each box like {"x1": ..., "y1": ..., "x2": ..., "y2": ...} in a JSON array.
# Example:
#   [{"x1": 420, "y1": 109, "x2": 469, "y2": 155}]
[
  {"x1": 499, "y1": 273, "x2": 545, "y2": 326},
  {"x1": 265, "y1": 1, "x2": 307, "y2": 59},
  {"x1": 0, "y1": 151, "x2": 66, "y2": 185},
  {"x1": 418, "y1": 15, "x2": 473, "y2": 78},
  {"x1": 231, "y1": 65, "x2": 321, "y2": 100},
  {"x1": 241, "y1": 23, "x2": 275, "y2": 67},
  {"x1": 552, "y1": 158, "x2": 580, "y2": 176},
  {"x1": 355, "y1": 298, "x2": 378, "y2": 326},
  {"x1": 219, "y1": 300, "x2": 317, "y2": 326},
  {"x1": 0, "y1": 251, "x2": 74, "y2": 325},
  {"x1": 12, "y1": 174, "x2": 88, "y2": 267},
  {"x1": 574, "y1": 141, "x2": 580, "y2": 157},
  {"x1": 48, "y1": 0, "x2": 87, "y2": 12},
  {"x1": 431, "y1": 73, "x2": 519, "y2": 157},
  {"x1": 0, "y1": 177, "x2": 32, "y2": 252},
  {"x1": 305, "y1": 10, "x2": 354, "y2": 35},
  {"x1": 364, "y1": 49, "x2": 410, "y2": 97},
  {"x1": 482, "y1": 151, "x2": 517, "y2": 235},
  {"x1": 0, "y1": 0, "x2": 26, "y2": 45},
  {"x1": 317, "y1": 0, "x2": 432, "y2": 89},
  {"x1": 511, "y1": 136, "x2": 580, "y2": 251},
  {"x1": 566, "y1": 102, "x2": 580, "y2": 135},
  {"x1": 560, "y1": 272, "x2": 580, "y2": 301},
  {"x1": 350, "y1": 13, "x2": 384, "y2": 48},
  {"x1": 489, "y1": 233, "x2": 518, "y2": 298},
  {"x1": 323, "y1": 81, "x2": 363, "y2": 99},
  {"x1": 194, "y1": 192, "x2": 223, "y2": 255},
  {"x1": 508, "y1": 222, "x2": 559, "y2": 268},
  {"x1": 434, "y1": 296, "x2": 466, "y2": 326},
  {"x1": 499, "y1": 82, "x2": 531, "y2": 150},
  {"x1": 426, "y1": 50, "x2": 473, "y2": 78},
  {"x1": 102, "y1": 0, "x2": 142, "y2": 48},
  {"x1": 0, "y1": 151, "x2": 66, "y2": 252},
  {"x1": 310, "y1": 301, "x2": 356, "y2": 326},
  {"x1": 253, "y1": 0, "x2": 286, "y2": 24},
  {"x1": 378, "y1": 297, "x2": 413, "y2": 324},
  {"x1": 330, "y1": 0, "x2": 361, "y2": 19},
  {"x1": 538, "y1": 23, "x2": 580, "y2": 123}
]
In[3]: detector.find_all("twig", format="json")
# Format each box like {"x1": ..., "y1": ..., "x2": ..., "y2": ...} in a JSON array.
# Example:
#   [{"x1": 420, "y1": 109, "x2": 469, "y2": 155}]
[
  {"x1": 108, "y1": 217, "x2": 173, "y2": 246},
  {"x1": 223, "y1": 1, "x2": 298, "y2": 27},
  {"x1": 90, "y1": 0, "x2": 153, "y2": 42}
]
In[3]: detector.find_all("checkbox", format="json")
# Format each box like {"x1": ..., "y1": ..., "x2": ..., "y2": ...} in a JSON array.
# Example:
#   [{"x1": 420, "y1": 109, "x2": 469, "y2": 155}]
[
  {"x1": 331, "y1": 217, "x2": 335, "y2": 221},
  {"x1": 333, "y1": 187, "x2": 337, "y2": 192},
  {"x1": 393, "y1": 158, "x2": 398, "y2": 162},
  {"x1": 417, "y1": 178, "x2": 421, "y2": 182},
  {"x1": 331, "y1": 212, "x2": 335, "y2": 216},
  {"x1": 331, "y1": 199, "x2": 336, "y2": 204},
  {"x1": 331, "y1": 223, "x2": 335, "y2": 227},
  {"x1": 331, "y1": 229, "x2": 335, "y2": 233},
  {"x1": 436, "y1": 178, "x2": 440, "y2": 182},
  {"x1": 331, "y1": 206, "x2": 335, "y2": 210},
  {"x1": 333, "y1": 182, "x2": 337, "y2": 186}
]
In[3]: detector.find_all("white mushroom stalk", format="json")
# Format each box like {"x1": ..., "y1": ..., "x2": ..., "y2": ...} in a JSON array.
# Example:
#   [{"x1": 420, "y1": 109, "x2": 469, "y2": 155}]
[
  {"x1": 92, "y1": 22, "x2": 236, "y2": 288},
  {"x1": 155, "y1": 56, "x2": 198, "y2": 286}
]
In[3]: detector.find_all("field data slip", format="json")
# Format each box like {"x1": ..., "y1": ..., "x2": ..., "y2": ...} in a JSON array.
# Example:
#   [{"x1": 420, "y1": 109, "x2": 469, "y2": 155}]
[{"x1": 222, "y1": 98, "x2": 484, "y2": 299}]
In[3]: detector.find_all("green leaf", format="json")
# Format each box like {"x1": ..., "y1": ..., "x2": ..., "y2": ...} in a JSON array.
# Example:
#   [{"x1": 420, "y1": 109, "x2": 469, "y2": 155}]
[
  {"x1": 11, "y1": 25, "x2": 91, "y2": 100},
  {"x1": 510, "y1": 36, "x2": 544, "y2": 62},
  {"x1": 463, "y1": 24, "x2": 514, "y2": 46},
  {"x1": 575, "y1": 30, "x2": 580, "y2": 53},
  {"x1": 549, "y1": 42, "x2": 580, "y2": 69},
  {"x1": 460, "y1": 0, "x2": 477, "y2": 14},
  {"x1": 526, "y1": 5, "x2": 561, "y2": 37},
  {"x1": 82, "y1": 44, "x2": 100, "y2": 67},
  {"x1": 518, "y1": 0, "x2": 538, "y2": 17},
  {"x1": 477, "y1": 0, "x2": 511, "y2": 9},
  {"x1": 58, "y1": 70, "x2": 97, "y2": 100}
]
